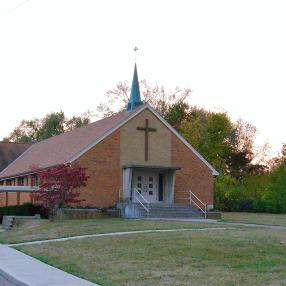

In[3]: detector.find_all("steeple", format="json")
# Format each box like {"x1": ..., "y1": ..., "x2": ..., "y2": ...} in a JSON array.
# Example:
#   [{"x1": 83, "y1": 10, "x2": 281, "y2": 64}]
[{"x1": 126, "y1": 63, "x2": 143, "y2": 112}]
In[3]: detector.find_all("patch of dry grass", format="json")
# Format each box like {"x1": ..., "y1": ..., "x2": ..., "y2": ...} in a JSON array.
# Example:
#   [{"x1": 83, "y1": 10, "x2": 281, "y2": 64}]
[
  {"x1": 0, "y1": 218, "x2": 224, "y2": 244},
  {"x1": 17, "y1": 228, "x2": 286, "y2": 286},
  {"x1": 222, "y1": 212, "x2": 286, "y2": 226}
]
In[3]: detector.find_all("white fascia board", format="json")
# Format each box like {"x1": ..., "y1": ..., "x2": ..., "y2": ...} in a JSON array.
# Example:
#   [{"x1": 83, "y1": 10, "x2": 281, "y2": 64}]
[
  {"x1": 0, "y1": 186, "x2": 39, "y2": 192},
  {"x1": 144, "y1": 104, "x2": 219, "y2": 176}
]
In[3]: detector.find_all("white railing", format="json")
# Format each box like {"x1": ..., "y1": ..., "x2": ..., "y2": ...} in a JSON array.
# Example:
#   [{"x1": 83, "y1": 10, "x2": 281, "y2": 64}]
[
  {"x1": 189, "y1": 190, "x2": 207, "y2": 219},
  {"x1": 133, "y1": 188, "x2": 150, "y2": 216},
  {"x1": 0, "y1": 186, "x2": 39, "y2": 192}
]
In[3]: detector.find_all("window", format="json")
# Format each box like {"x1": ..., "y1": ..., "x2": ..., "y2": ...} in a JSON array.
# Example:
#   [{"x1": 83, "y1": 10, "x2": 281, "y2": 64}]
[
  {"x1": 149, "y1": 177, "x2": 153, "y2": 182},
  {"x1": 18, "y1": 177, "x2": 24, "y2": 186},
  {"x1": 149, "y1": 191, "x2": 153, "y2": 195},
  {"x1": 149, "y1": 184, "x2": 153, "y2": 188},
  {"x1": 137, "y1": 183, "x2": 142, "y2": 188},
  {"x1": 31, "y1": 175, "x2": 38, "y2": 186},
  {"x1": 137, "y1": 176, "x2": 142, "y2": 181}
]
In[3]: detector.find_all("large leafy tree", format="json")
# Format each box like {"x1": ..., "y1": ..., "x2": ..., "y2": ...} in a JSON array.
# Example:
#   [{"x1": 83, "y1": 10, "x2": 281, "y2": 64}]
[
  {"x1": 167, "y1": 103, "x2": 232, "y2": 172},
  {"x1": 165, "y1": 102, "x2": 269, "y2": 176},
  {"x1": 227, "y1": 119, "x2": 259, "y2": 177},
  {"x1": 4, "y1": 111, "x2": 92, "y2": 143}
]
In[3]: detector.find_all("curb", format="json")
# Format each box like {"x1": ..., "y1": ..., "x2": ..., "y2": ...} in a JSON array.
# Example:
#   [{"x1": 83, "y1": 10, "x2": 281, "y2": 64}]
[{"x1": 0, "y1": 267, "x2": 29, "y2": 286}]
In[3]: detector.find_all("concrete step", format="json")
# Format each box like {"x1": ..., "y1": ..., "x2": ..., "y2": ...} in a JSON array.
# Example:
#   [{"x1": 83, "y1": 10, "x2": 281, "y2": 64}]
[
  {"x1": 134, "y1": 204, "x2": 205, "y2": 218},
  {"x1": 136, "y1": 206, "x2": 202, "y2": 213},
  {"x1": 2, "y1": 216, "x2": 15, "y2": 230},
  {"x1": 118, "y1": 203, "x2": 206, "y2": 219}
]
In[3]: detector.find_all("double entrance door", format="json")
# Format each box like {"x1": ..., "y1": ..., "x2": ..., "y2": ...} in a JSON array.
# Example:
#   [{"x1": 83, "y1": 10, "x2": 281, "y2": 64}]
[{"x1": 133, "y1": 171, "x2": 163, "y2": 203}]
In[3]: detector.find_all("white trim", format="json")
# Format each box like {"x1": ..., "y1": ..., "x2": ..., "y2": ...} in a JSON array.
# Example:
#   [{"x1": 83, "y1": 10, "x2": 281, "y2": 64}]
[
  {"x1": 69, "y1": 104, "x2": 219, "y2": 176},
  {"x1": 145, "y1": 104, "x2": 219, "y2": 176},
  {"x1": 0, "y1": 186, "x2": 39, "y2": 192}
]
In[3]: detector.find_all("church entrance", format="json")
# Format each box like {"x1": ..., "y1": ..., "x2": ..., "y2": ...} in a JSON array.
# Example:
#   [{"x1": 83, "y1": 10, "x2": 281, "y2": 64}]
[
  {"x1": 122, "y1": 166, "x2": 177, "y2": 204},
  {"x1": 132, "y1": 170, "x2": 160, "y2": 203}
]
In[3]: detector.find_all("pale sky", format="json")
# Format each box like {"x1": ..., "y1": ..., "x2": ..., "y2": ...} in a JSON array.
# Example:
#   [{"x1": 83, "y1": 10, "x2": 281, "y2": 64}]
[{"x1": 0, "y1": 0, "x2": 285, "y2": 156}]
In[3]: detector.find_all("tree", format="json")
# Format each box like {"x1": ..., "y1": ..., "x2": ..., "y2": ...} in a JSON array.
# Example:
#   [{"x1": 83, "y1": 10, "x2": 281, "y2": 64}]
[
  {"x1": 203, "y1": 113, "x2": 232, "y2": 172},
  {"x1": 33, "y1": 164, "x2": 89, "y2": 221},
  {"x1": 4, "y1": 111, "x2": 92, "y2": 143},
  {"x1": 164, "y1": 101, "x2": 190, "y2": 129},
  {"x1": 96, "y1": 80, "x2": 191, "y2": 117},
  {"x1": 178, "y1": 107, "x2": 232, "y2": 172},
  {"x1": 268, "y1": 144, "x2": 286, "y2": 170}
]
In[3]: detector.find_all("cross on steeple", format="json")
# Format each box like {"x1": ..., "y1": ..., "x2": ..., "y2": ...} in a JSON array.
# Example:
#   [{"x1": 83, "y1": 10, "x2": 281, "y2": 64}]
[
  {"x1": 136, "y1": 119, "x2": 157, "y2": 161},
  {"x1": 134, "y1": 46, "x2": 138, "y2": 61}
]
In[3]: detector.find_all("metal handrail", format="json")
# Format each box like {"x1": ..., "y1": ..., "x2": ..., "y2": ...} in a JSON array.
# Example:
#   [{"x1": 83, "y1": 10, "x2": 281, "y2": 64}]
[
  {"x1": 189, "y1": 190, "x2": 207, "y2": 219},
  {"x1": 190, "y1": 191, "x2": 205, "y2": 207},
  {"x1": 133, "y1": 188, "x2": 150, "y2": 215}
]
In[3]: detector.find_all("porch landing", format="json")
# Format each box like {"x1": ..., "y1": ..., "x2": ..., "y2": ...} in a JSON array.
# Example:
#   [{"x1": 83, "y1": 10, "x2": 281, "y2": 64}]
[{"x1": 117, "y1": 203, "x2": 205, "y2": 219}]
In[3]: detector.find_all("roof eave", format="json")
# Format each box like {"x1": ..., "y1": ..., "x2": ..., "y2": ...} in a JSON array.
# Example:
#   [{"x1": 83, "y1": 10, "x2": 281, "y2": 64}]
[
  {"x1": 69, "y1": 103, "x2": 219, "y2": 176},
  {"x1": 144, "y1": 104, "x2": 219, "y2": 176}
]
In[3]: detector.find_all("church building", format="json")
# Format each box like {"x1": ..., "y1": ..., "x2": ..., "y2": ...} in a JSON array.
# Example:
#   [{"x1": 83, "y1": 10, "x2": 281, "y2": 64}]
[{"x1": 0, "y1": 65, "x2": 218, "y2": 217}]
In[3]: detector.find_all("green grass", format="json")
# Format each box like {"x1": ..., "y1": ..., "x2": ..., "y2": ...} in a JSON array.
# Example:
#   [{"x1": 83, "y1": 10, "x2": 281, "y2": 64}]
[
  {"x1": 0, "y1": 218, "x2": 224, "y2": 244},
  {"x1": 17, "y1": 228, "x2": 286, "y2": 286},
  {"x1": 222, "y1": 212, "x2": 286, "y2": 226}
]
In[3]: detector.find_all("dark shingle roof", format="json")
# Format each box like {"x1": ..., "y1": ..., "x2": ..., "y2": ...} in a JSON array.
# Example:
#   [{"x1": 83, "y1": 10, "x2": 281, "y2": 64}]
[{"x1": 0, "y1": 142, "x2": 32, "y2": 173}]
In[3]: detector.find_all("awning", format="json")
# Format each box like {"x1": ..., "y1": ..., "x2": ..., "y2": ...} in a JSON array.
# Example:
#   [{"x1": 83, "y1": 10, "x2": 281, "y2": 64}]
[
  {"x1": 0, "y1": 186, "x2": 39, "y2": 192},
  {"x1": 122, "y1": 165, "x2": 181, "y2": 171}
]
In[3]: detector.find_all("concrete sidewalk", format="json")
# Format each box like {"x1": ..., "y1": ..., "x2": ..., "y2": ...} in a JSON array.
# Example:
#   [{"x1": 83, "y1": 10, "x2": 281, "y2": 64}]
[
  {"x1": 0, "y1": 245, "x2": 99, "y2": 286},
  {"x1": 147, "y1": 218, "x2": 286, "y2": 230},
  {"x1": 9, "y1": 227, "x2": 236, "y2": 247}
]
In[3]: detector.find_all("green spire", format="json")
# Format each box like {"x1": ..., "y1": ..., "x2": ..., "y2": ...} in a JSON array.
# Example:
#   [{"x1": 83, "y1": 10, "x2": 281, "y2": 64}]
[{"x1": 126, "y1": 64, "x2": 143, "y2": 112}]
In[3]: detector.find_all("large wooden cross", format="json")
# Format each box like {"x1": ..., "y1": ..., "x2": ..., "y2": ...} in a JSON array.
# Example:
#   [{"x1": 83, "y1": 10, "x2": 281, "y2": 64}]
[{"x1": 136, "y1": 119, "x2": 157, "y2": 161}]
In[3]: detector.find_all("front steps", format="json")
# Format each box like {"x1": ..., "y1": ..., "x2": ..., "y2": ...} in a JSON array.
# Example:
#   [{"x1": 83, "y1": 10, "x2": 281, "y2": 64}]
[
  {"x1": 1, "y1": 216, "x2": 15, "y2": 230},
  {"x1": 1, "y1": 215, "x2": 41, "y2": 230},
  {"x1": 118, "y1": 203, "x2": 205, "y2": 219}
]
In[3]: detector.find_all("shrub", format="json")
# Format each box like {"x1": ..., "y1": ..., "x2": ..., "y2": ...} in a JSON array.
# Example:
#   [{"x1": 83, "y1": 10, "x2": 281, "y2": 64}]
[{"x1": 0, "y1": 203, "x2": 48, "y2": 222}]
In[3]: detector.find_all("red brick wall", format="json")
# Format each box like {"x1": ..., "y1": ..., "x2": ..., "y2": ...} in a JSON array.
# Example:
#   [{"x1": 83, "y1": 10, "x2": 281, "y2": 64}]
[
  {"x1": 0, "y1": 192, "x2": 32, "y2": 207},
  {"x1": 171, "y1": 134, "x2": 214, "y2": 206},
  {"x1": 0, "y1": 193, "x2": 6, "y2": 207},
  {"x1": 75, "y1": 130, "x2": 121, "y2": 208}
]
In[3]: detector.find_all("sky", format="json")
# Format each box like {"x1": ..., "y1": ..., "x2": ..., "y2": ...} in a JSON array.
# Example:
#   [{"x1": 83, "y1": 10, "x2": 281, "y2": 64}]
[{"x1": 0, "y1": 0, "x2": 285, "y2": 156}]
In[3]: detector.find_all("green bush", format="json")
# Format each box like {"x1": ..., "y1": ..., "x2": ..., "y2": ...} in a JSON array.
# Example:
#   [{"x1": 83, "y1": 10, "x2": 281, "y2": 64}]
[
  {"x1": 215, "y1": 167, "x2": 286, "y2": 214},
  {"x1": 0, "y1": 203, "x2": 48, "y2": 222}
]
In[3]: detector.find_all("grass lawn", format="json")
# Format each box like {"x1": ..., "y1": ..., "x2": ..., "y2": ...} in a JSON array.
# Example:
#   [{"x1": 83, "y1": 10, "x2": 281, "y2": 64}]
[
  {"x1": 17, "y1": 227, "x2": 286, "y2": 286},
  {"x1": 222, "y1": 212, "x2": 286, "y2": 226},
  {"x1": 0, "y1": 218, "x2": 225, "y2": 244}
]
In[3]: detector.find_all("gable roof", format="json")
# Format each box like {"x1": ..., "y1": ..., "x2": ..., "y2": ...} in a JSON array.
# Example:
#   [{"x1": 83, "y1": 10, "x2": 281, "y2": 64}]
[
  {"x1": 0, "y1": 142, "x2": 31, "y2": 172},
  {"x1": 0, "y1": 104, "x2": 219, "y2": 179},
  {"x1": 0, "y1": 109, "x2": 139, "y2": 179}
]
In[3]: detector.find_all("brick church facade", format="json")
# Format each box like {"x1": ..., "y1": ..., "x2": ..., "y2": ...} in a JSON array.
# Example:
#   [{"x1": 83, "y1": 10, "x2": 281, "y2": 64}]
[{"x1": 0, "y1": 65, "x2": 218, "y2": 214}]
